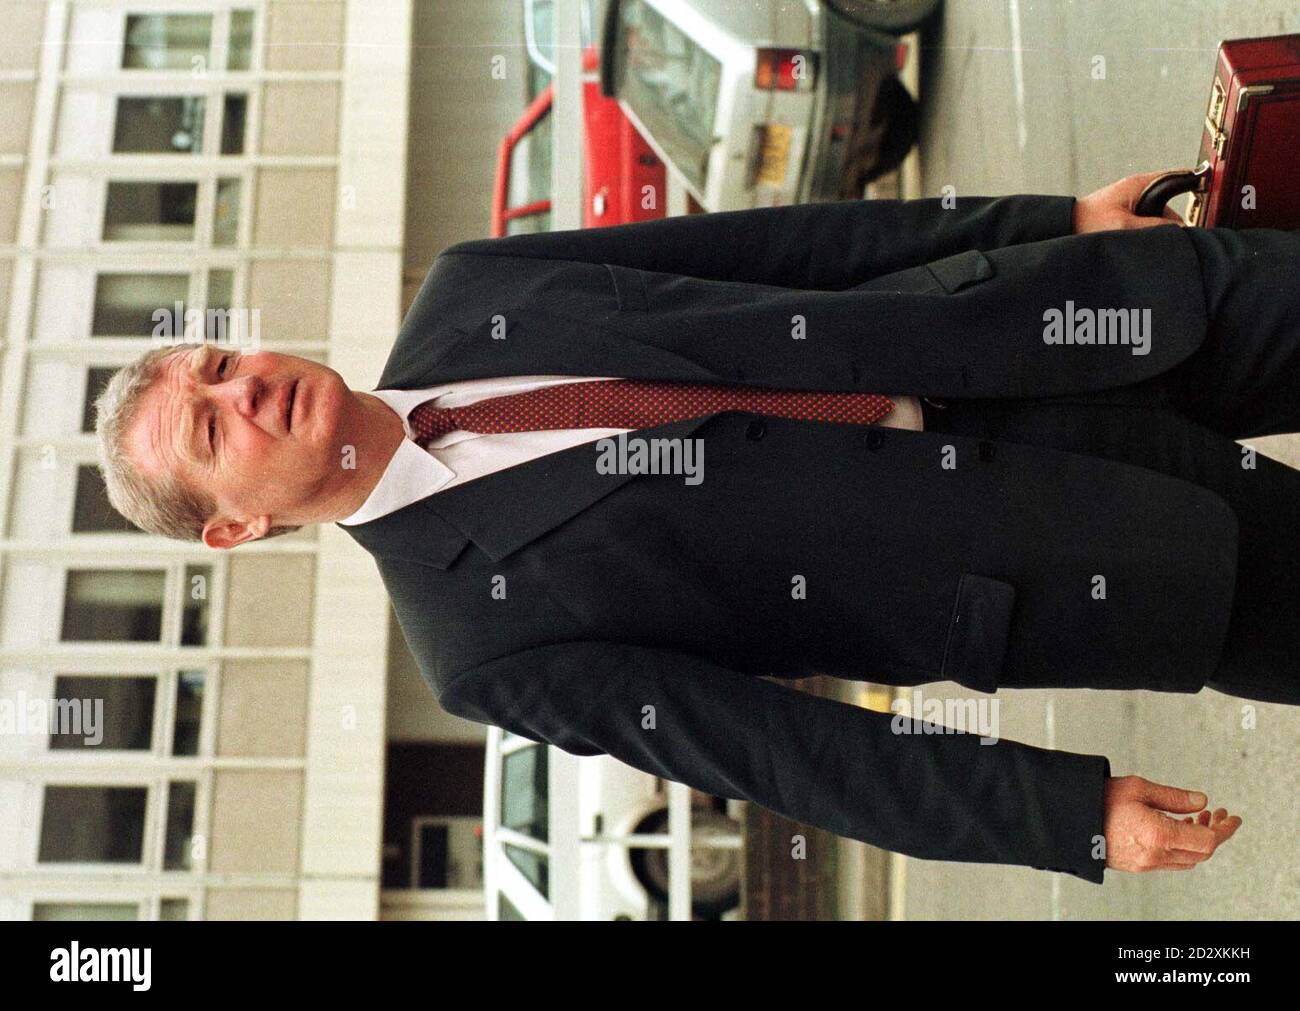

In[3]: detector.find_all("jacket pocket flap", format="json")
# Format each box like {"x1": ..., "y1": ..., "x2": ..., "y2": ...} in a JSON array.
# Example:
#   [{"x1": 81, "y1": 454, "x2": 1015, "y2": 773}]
[
  {"x1": 941, "y1": 572, "x2": 1014, "y2": 693},
  {"x1": 925, "y1": 248, "x2": 995, "y2": 294}
]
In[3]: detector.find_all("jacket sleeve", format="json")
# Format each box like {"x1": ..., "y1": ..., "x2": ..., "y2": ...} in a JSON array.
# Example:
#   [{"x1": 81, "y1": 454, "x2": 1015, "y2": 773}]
[
  {"x1": 439, "y1": 194, "x2": 1078, "y2": 289},
  {"x1": 441, "y1": 639, "x2": 1111, "y2": 883}
]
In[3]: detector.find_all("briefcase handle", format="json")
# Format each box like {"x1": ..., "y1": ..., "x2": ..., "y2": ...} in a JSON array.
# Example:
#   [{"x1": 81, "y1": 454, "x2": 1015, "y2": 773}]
[{"x1": 1134, "y1": 161, "x2": 1212, "y2": 219}]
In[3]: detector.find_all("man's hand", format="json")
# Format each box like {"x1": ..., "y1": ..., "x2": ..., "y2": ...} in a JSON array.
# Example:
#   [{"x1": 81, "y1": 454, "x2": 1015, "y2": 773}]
[
  {"x1": 1073, "y1": 171, "x2": 1186, "y2": 234},
  {"x1": 1103, "y1": 775, "x2": 1242, "y2": 873}
]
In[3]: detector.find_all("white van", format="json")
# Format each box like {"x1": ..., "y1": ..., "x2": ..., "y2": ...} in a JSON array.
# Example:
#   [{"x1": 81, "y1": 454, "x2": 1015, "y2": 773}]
[{"x1": 483, "y1": 727, "x2": 743, "y2": 920}]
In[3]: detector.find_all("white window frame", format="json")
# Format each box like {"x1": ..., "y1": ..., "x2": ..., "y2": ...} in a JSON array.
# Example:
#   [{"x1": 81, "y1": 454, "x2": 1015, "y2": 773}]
[
  {"x1": 48, "y1": 558, "x2": 225, "y2": 651},
  {"x1": 87, "y1": 264, "x2": 196, "y2": 338},
  {"x1": 108, "y1": 91, "x2": 210, "y2": 158},
  {"x1": 94, "y1": 85, "x2": 256, "y2": 163},
  {"x1": 117, "y1": 6, "x2": 256, "y2": 79},
  {"x1": 25, "y1": 890, "x2": 202, "y2": 921},
  {"x1": 97, "y1": 174, "x2": 224, "y2": 250},
  {"x1": 29, "y1": 659, "x2": 220, "y2": 761}
]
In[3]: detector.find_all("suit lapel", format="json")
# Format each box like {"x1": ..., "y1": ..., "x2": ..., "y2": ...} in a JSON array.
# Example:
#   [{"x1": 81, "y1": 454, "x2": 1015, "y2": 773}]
[
  {"x1": 352, "y1": 284, "x2": 750, "y2": 567},
  {"x1": 431, "y1": 413, "x2": 715, "y2": 562},
  {"x1": 341, "y1": 414, "x2": 715, "y2": 568},
  {"x1": 339, "y1": 491, "x2": 471, "y2": 571}
]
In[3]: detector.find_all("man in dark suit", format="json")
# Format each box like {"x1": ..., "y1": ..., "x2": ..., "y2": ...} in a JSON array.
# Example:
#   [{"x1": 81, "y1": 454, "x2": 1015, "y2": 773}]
[{"x1": 100, "y1": 171, "x2": 1292, "y2": 884}]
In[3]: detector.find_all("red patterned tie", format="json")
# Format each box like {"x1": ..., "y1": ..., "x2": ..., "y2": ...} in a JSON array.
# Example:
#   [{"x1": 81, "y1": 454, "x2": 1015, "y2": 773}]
[{"x1": 408, "y1": 379, "x2": 893, "y2": 444}]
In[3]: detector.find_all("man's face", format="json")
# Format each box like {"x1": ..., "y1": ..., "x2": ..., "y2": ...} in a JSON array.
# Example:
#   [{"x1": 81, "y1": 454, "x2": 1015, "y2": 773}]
[{"x1": 125, "y1": 345, "x2": 358, "y2": 541}]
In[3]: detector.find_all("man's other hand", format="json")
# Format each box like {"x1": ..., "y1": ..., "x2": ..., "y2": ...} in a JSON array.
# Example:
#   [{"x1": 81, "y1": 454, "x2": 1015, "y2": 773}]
[
  {"x1": 1103, "y1": 775, "x2": 1242, "y2": 873},
  {"x1": 1073, "y1": 171, "x2": 1186, "y2": 233}
]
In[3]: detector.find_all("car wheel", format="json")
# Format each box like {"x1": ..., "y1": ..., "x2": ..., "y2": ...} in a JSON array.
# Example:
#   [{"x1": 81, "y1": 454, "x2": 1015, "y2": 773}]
[
  {"x1": 631, "y1": 808, "x2": 742, "y2": 917},
  {"x1": 824, "y1": 0, "x2": 942, "y2": 34}
]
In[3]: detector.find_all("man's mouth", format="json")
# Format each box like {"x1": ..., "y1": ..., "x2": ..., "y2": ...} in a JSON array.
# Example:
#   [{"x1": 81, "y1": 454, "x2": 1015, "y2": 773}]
[{"x1": 286, "y1": 380, "x2": 298, "y2": 433}]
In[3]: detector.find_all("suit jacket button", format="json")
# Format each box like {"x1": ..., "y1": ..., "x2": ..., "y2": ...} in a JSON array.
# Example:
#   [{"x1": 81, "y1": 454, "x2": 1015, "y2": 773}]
[
  {"x1": 978, "y1": 440, "x2": 996, "y2": 462},
  {"x1": 864, "y1": 428, "x2": 885, "y2": 450},
  {"x1": 745, "y1": 418, "x2": 767, "y2": 441}
]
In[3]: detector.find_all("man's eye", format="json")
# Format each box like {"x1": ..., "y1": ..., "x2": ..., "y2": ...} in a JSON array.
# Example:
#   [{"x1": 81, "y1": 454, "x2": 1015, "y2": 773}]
[{"x1": 217, "y1": 355, "x2": 231, "y2": 378}]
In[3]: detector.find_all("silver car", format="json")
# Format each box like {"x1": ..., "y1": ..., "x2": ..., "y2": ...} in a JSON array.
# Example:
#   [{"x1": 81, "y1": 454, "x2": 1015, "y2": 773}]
[{"x1": 600, "y1": 0, "x2": 939, "y2": 210}]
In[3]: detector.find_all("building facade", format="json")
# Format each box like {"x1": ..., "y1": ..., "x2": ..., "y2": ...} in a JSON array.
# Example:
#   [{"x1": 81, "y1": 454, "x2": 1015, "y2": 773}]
[{"x1": 0, "y1": 0, "x2": 470, "y2": 920}]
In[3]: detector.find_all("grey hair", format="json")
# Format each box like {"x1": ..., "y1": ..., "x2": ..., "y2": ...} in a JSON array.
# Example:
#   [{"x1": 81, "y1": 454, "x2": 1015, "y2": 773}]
[{"x1": 94, "y1": 343, "x2": 299, "y2": 543}]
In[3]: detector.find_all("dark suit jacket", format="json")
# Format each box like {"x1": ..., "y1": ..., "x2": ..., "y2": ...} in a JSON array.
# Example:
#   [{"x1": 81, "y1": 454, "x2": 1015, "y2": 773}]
[{"x1": 342, "y1": 195, "x2": 1238, "y2": 883}]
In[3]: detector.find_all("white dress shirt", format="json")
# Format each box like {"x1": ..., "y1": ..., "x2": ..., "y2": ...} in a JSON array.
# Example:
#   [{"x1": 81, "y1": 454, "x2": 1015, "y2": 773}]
[{"x1": 338, "y1": 376, "x2": 924, "y2": 526}]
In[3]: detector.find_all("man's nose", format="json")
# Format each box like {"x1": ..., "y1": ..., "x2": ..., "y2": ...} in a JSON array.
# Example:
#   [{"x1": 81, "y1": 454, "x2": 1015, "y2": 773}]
[{"x1": 210, "y1": 375, "x2": 262, "y2": 420}]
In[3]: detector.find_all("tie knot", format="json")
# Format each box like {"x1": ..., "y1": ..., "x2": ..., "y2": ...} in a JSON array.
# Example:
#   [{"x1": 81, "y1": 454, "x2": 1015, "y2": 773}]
[{"x1": 408, "y1": 398, "x2": 457, "y2": 445}]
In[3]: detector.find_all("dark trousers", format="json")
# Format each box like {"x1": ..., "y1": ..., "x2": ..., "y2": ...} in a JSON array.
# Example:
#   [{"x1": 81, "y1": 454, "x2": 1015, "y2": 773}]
[{"x1": 920, "y1": 226, "x2": 1300, "y2": 705}]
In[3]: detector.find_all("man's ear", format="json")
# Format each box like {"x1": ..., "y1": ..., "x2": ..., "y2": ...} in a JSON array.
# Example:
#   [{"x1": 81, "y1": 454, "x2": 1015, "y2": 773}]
[{"x1": 201, "y1": 514, "x2": 271, "y2": 550}]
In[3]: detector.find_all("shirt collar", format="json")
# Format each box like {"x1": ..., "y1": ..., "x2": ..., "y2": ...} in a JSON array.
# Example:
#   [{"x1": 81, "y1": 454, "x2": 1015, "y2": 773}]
[{"x1": 336, "y1": 389, "x2": 455, "y2": 526}]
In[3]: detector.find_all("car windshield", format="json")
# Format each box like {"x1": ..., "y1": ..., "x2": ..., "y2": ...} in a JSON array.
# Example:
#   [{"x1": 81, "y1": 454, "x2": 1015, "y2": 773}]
[{"x1": 611, "y1": 0, "x2": 721, "y2": 191}]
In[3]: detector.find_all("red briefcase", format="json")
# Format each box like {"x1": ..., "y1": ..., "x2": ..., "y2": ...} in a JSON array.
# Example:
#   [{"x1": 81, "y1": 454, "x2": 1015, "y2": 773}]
[{"x1": 1136, "y1": 33, "x2": 1300, "y2": 228}]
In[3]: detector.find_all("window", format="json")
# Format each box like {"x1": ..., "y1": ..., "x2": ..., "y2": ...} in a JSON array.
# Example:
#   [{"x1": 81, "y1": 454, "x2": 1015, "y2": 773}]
[
  {"x1": 207, "y1": 269, "x2": 234, "y2": 311},
  {"x1": 228, "y1": 10, "x2": 255, "y2": 71},
  {"x1": 212, "y1": 178, "x2": 241, "y2": 246},
  {"x1": 503, "y1": 843, "x2": 548, "y2": 897},
  {"x1": 33, "y1": 903, "x2": 140, "y2": 921},
  {"x1": 204, "y1": 270, "x2": 237, "y2": 342},
  {"x1": 110, "y1": 93, "x2": 247, "y2": 156},
  {"x1": 410, "y1": 816, "x2": 483, "y2": 889},
  {"x1": 415, "y1": 822, "x2": 449, "y2": 887},
  {"x1": 122, "y1": 14, "x2": 213, "y2": 71},
  {"x1": 39, "y1": 669, "x2": 206, "y2": 756},
  {"x1": 113, "y1": 97, "x2": 205, "y2": 154},
  {"x1": 82, "y1": 367, "x2": 119, "y2": 433},
  {"x1": 180, "y1": 565, "x2": 212, "y2": 647},
  {"x1": 59, "y1": 569, "x2": 216, "y2": 646},
  {"x1": 220, "y1": 93, "x2": 248, "y2": 155},
  {"x1": 499, "y1": 744, "x2": 548, "y2": 896},
  {"x1": 92, "y1": 272, "x2": 189, "y2": 336},
  {"x1": 163, "y1": 781, "x2": 197, "y2": 870},
  {"x1": 497, "y1": 893, "x2": 526, "y2": 920},
  {"x1": 38, "y1": 785, "x2": 148, "y2": 863},
  {"x1": 49, "y1": 675, "x2": 156, "y2": 751},
  {"x1": 60, "y1": 568, "x2": 166, "y2": 643},
  {"x1": 500, "y1": 744, "x2": 547, "y2": 842},
  {"x1": 103, "y1": 182, "x2": 198, "y2": 242},
  {"x1": 159, "y1": 899, "x2": 189, "y2": 921},
  {"x1": 72, "y1": 464, "x2": 141, "y2": 534},
  {"x1": 171, "y1": 670, "x2": 205, "y2": 756}
]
